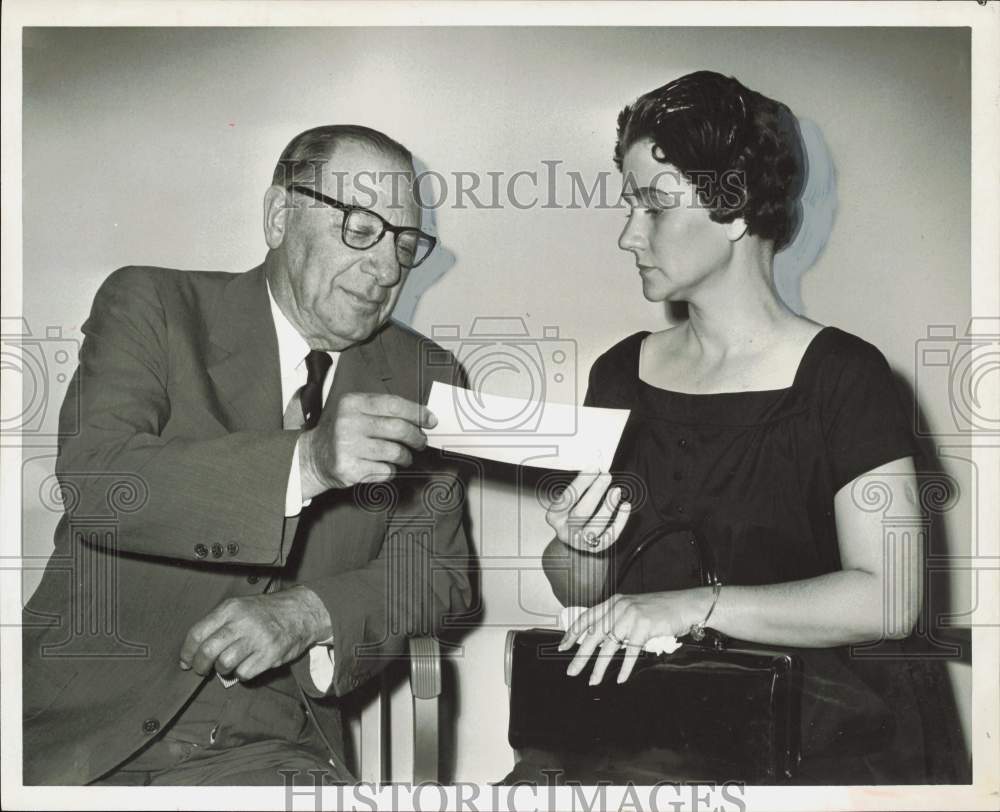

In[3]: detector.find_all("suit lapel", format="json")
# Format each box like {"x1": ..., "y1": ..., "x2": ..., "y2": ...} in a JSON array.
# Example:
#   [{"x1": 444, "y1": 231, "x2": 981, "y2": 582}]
[
  {"x1": 206, "y1": 265, "x2": 283, "y2": 431},
  {"x1": 327, "y1": 327, "x2": 395, "y2": 406}
]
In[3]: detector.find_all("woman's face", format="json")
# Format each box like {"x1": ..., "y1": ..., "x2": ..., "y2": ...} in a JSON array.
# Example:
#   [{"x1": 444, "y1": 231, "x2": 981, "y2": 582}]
[{"x1": 618, "y1": 140, "x2": 734, "y2": 302}]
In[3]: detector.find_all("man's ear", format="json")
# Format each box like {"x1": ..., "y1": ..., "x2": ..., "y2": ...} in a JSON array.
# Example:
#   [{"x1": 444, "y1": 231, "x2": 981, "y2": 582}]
[
  {"x1": 724, "y1": 216, "x2": 750, "y2": 243},
  {"x1": 263, "y1": 185, "x2": 292, "y2": 249}
]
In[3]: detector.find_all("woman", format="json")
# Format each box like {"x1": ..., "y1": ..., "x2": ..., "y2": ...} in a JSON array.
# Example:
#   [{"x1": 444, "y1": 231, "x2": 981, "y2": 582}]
[{"x1": 537, "y1": 71, "x2": 935, "y2": 784}]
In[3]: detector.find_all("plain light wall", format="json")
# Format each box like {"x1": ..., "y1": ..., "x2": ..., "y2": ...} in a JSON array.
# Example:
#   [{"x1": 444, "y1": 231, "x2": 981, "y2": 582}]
[{"x1": 20, "y1": 27, "x2": 971, "y2": 782}]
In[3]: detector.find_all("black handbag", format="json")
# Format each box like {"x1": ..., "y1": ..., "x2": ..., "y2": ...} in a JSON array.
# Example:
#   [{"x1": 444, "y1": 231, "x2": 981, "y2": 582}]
[{"x1": 505, "y1": 523, "x2": 804, "y2": 784}]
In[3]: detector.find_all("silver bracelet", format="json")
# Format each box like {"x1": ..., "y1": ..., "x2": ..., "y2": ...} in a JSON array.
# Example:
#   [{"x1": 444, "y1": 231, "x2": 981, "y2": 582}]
[{"x1": 688, "y1": 580, "x2": 723, "y2": 641}]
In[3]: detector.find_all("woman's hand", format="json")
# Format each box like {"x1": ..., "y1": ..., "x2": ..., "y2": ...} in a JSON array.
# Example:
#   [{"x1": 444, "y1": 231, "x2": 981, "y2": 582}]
[
  {"x1": 545, "y1": 469, "x2": 632, "y2": 554},
  {"x1": 557, "y1": 589, "x2": 710, "y2": 686}
]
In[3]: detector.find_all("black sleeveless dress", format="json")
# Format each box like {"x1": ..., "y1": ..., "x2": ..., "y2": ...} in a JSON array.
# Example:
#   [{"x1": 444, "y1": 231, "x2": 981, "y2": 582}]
[{"x1": 584, "y1": 326, "x2": 929, "y2": 783}]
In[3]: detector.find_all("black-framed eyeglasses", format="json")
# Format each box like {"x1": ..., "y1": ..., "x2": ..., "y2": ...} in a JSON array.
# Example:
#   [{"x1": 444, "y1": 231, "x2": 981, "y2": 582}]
[{"x1": 288, "y1": 184, "x2": 437, "y2": 269}]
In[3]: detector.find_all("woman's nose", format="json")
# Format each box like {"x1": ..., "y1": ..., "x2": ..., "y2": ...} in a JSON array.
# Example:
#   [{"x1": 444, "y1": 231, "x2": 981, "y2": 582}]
[{"x1": 618, "y1": 215, "x2": 646, "y2": 253}]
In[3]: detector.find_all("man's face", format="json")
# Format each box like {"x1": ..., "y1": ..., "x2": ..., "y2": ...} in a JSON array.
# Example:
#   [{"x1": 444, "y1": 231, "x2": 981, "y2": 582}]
[{"x1": 272, "y1": 141, "x2": 419, "y2": 350}]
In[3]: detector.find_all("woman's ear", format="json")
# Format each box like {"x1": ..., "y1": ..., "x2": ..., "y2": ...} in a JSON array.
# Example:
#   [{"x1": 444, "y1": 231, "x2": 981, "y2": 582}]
[{"x1": 263, "y1": 185, "x2": 291, "y2": 249}]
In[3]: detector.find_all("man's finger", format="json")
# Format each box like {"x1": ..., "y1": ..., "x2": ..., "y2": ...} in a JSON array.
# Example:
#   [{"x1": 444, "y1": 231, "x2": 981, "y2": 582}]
[
  {"x1": 364, "y1": 438, "x2": 414, "y2": 468},
  {"x1": 235, "y1": 652, "x2": 269, "y2": 683},
  {"x1": 190, "y1": 625, "x2": 238, "y2": 676},
  {"x1": 179, "y1": 611, "x2": 227, "y2": 668},
  {"x1": 365, "y1": 415, "x2": 427, "y2": 450},
  {"x1": 215, "y1": 638, "x2": 253, "y2": 677},
  {"x1": 361, "y1": 394, "x2": 437, "y2": 428}
]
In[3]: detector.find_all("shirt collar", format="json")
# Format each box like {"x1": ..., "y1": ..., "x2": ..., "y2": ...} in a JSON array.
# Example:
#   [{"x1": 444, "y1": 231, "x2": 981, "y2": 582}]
[{"x1": 265, "y1": 278, "x2": 312, "y2": 378}]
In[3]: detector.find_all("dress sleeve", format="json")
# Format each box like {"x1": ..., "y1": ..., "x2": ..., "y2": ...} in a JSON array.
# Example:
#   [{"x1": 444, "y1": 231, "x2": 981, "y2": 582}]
[
  {"x1": 821, "y1": 339, "x2": 919, "y2": 493},
  {"x1": 582, "y1": 332, "x2": 645, "y2": 409}
]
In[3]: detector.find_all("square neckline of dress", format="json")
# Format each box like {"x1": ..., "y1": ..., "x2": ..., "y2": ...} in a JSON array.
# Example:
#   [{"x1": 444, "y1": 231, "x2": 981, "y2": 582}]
[{"x1": 635, "y1": 325, "x2": 834, "y2": 398}]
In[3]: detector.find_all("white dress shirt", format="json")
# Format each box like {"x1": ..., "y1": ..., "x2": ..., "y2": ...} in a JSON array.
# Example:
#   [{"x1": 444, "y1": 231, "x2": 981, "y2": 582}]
[{"x1": 266, "y1": 280, "x2": 338, "y2": 691}]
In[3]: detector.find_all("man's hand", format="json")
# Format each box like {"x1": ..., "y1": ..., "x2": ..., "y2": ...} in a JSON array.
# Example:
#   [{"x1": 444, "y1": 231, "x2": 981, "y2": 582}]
[
  {"x1": 299, "y1": 392, "x2": 437, "y2": 498},
  {"x1": 178, "y1": 586, "x2": 333, "y2": 682}
]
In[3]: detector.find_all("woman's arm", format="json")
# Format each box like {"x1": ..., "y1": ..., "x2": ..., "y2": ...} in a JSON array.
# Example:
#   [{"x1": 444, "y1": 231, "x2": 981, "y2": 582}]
[
  {"x1": 542, "y1": 536, "x2": 612, "y2": 607},
  {"x1": 541, "y1": 470, "x2": 632, "y2": 607},
  {"x1": 562, "y1": 456, "x2": 924, "y2": 684}
]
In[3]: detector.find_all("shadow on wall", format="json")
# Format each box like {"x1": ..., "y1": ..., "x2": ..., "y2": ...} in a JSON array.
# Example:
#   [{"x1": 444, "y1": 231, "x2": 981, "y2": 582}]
[
  {"x1": 774, "y1": 118, "x2": 839, "y2": 315},
  {"x1": 392, "y1": 155, "x2": 457, "y2": 328},
  {"x1": 890, "y1": 367, "x2": 973, "y2": 783}
]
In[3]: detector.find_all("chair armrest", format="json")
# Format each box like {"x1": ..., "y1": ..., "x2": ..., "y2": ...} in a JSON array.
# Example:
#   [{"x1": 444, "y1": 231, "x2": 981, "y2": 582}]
[
  {"x1": 358, "y1": 637, "x2": 442, "y2": 784},
  {"x1": 408, "y1": 636, "x2": 441, "y2": 783}
]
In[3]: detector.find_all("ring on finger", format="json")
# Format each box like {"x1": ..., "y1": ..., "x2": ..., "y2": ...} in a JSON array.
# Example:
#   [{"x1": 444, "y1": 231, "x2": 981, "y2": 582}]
[{"x1": 605, "y1": 632, "x2": 624, "y2": 647}]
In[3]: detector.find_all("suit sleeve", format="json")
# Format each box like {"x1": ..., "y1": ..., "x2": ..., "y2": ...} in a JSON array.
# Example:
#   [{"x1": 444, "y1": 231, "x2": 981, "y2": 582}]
[
  {"x1": 55, "y1": 267, "x2": 300, "y2": 566},
  {"x1": 292, "y1": 347, "x2": 474, "y2": 697}
]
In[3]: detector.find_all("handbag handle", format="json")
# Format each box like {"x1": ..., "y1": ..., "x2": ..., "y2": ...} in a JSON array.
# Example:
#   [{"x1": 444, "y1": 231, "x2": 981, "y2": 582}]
[
  {"x1": 611, "y1": 519, "x2": 728, "y2": 651},
  {"x1": 614, "y1": 520, "x2": 719, "y2": 590}
]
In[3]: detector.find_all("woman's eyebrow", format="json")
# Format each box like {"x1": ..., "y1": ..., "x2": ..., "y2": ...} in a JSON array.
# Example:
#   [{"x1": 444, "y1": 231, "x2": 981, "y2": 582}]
[{"x1": 621, "y1": 186, "x2": 677, "y2": 207}]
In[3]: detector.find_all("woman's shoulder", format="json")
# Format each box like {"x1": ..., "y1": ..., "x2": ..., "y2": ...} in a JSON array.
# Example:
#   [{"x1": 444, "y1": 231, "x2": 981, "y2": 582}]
[
  {"x1": 590, "y1": 330, "x2": 651, "y2": 378},
  {"x1": 806, "y1": 325, "x2": 896, "y2": 386},
  {"x1": 584, "y1": 331, "x2": 651, "y2": 406},
  {"x1": 802, "y1": 326, "x2": 908, "y2": 431}
]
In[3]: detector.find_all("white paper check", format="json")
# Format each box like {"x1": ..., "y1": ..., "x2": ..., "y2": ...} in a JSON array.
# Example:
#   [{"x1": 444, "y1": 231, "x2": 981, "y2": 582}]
[{"x1": 425, "y1": 381, "x2": 630, "y2": 471}]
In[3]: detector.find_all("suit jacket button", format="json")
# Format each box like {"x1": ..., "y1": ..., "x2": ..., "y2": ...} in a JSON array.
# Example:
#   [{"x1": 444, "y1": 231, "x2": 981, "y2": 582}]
[
  {"x1": 227, "y1": 542, "x2": 240, "y2": 556},
  {"x1": 246, "y1": 574, "x2": 260, "y2": 584},
  {"x1": 194, "y1": 544, "x2": 208, "y2": 559},
  {"x1": 211, "y1": 543, "x2": 224, "y2": 558},
  {"x1": 142, "y1": 718, "x2": 160, "y2": 734}
]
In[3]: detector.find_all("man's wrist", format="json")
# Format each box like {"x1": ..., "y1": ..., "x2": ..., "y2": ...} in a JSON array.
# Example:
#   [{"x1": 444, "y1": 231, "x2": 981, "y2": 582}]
[
  {"x1": 292, "y1": 585, "x2": 333, "y2": 644},
  {"x1": 297, "y1": 431, "x2": 326, "y2": 501}
]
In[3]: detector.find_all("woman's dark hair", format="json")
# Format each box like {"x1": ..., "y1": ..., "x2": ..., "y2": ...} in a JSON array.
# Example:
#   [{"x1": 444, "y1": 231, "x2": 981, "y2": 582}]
[{"x1": 614, "y1": 71, "x2": 805, "y2": 250}]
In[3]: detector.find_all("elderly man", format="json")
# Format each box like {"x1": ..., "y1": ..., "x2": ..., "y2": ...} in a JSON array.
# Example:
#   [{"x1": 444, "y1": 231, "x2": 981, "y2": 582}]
[{"x1": 22, "y1": 125, "x2": 472, "y2": 785}]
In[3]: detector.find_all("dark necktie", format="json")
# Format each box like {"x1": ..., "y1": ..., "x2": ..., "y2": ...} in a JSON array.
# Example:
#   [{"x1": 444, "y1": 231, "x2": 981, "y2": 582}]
[{"x1": 299, "y1": 350, "x2": 333, "y2": 430}]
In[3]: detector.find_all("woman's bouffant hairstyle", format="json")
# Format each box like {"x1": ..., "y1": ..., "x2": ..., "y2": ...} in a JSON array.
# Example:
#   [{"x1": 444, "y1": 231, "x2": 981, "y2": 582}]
[{"x1": 614, "y1": 71, "x2": 805, "y2": 250}]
